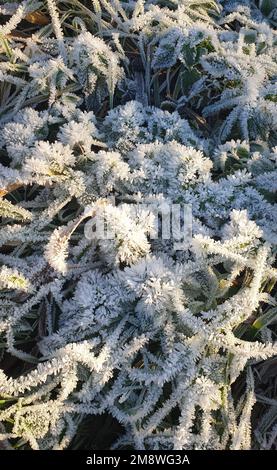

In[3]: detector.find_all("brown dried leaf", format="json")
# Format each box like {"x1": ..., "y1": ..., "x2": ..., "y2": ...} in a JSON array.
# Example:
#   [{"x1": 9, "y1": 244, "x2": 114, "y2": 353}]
[
  {"x1": 25, "y1": 11, "x2": 50, "y2": 26},
  {"x1": 0, "y1": 183, "x2": 23, "y2": 197}
]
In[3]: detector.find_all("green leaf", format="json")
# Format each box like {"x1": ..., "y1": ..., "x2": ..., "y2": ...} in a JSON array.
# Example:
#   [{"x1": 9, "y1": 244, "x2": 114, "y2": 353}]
[
  {"x1": 181, "y1": 68, "x2": 201, "y2": 94},
  {"x1": 249, "y1": 307, "x2": 277, "y2": 338}
]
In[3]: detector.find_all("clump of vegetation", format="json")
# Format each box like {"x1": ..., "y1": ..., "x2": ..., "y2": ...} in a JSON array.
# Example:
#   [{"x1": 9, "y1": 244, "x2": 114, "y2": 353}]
[{"x1": 0, "y1": 0, "x2": 276, "y2": 450}]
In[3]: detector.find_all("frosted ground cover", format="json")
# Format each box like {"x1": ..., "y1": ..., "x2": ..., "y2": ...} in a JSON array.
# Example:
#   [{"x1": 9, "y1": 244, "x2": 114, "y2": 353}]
[{"x1": 0, "y1": 0, "x2": 276, "y2": 450}]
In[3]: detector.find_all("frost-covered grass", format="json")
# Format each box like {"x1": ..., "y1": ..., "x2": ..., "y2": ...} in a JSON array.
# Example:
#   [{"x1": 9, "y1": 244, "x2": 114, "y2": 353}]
[{"x1": 0, "y1": 0, "x2": 276, "y2": 450}]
